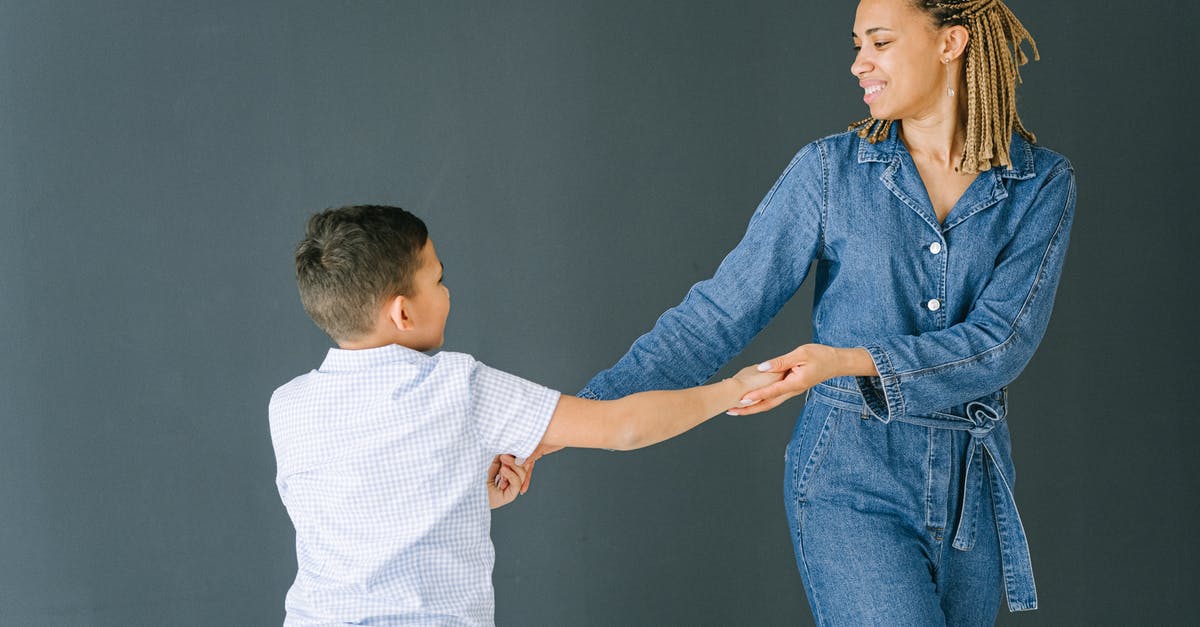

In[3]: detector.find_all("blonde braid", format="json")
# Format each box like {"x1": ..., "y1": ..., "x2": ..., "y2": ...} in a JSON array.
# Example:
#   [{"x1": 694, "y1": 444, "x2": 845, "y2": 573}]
[{"x1": 848, "y1": 0, "x2": 1039, "y2": 173}]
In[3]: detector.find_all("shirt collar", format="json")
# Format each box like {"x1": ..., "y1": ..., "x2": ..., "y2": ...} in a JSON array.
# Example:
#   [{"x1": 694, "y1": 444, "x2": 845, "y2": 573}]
[
  {"x1": 856, "y1": 122, "x2": 1036, "y2": 180},
  {"x1": 318, "y1": 343, "x2": 429, "y2": 372}
]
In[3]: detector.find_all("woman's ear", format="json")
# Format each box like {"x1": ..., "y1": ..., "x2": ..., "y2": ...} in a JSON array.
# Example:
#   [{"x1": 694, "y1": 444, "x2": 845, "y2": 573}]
[
  {"x1": 385, "y1": 295, "x2": 415, "y2": 331},
  {"x1": 942, "y1": 24, "x2": 969, "y2": 61}
]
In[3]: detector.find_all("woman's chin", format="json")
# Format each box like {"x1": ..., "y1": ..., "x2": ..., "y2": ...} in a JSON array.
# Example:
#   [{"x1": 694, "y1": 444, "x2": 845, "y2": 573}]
[{"x1": 866, "y1": 105, "x2": 892, "y2": 121}]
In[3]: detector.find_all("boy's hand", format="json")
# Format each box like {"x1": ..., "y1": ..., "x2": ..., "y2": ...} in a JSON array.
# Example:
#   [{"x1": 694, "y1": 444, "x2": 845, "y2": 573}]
[
  {"x1": 727, "y1": 365, "x2": 785, "y2": 415},
  {"x1": 488, "y1": 455, "x2": 530, "y2": 509}
]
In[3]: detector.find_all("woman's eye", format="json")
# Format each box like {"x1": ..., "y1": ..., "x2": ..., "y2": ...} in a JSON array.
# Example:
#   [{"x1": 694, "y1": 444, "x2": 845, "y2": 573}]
[{"x1": 874, "y1": 41, "x2": 890, "y2": 49}]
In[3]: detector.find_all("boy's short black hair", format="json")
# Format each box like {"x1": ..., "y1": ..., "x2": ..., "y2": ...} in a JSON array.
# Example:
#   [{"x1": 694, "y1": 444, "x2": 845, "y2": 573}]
[{"x1": 294, "y1": 205, "x2": 429, "y2": 341}]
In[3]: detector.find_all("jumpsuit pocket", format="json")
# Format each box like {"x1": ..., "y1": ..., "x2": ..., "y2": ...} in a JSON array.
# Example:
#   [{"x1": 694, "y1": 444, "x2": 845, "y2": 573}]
[{"x1": 784, "y1": 401, "x2": 842, "y2": 522}]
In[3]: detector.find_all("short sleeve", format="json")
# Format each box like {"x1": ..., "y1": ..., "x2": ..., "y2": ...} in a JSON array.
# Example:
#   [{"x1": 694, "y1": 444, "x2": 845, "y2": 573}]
[{"x1": 469, "y1": 360, "x2": 561, "y2": 458}]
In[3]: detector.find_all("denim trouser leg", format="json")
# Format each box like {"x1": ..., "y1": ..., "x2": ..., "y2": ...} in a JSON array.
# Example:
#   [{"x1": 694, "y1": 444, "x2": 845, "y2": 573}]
[{"x1": 784, "y1": 397, "x2": 1005, "y2": 626}]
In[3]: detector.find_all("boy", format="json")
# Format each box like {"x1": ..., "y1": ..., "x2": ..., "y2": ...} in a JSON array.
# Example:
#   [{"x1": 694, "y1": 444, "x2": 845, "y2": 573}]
[{"x1": 269, "y1": 205, "x2": 777, "y2": 625}]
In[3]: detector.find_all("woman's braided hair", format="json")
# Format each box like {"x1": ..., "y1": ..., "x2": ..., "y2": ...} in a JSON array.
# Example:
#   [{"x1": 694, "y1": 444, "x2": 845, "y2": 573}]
[{"x1": 849, "y1": 0, "x2": 1039, "y2": 173}]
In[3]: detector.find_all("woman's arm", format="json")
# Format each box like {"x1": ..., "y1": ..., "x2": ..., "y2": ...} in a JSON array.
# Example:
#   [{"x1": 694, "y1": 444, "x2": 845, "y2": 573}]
[
  {"x1": 581, "y1": 143, "x2": 827, "y2": 400},
  {"x1": 739, "y1": 161, "x2": 1077, "y2": 419}
]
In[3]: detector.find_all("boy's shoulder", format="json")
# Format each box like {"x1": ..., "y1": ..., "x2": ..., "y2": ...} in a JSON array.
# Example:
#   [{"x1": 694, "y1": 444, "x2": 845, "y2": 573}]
[{"x1": 268, "y1": 349, "x2": 483, "y2": 407}]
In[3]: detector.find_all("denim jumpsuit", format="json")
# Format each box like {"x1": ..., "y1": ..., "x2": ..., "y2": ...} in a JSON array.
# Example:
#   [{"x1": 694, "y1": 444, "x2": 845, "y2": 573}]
[{"x1": 580, "y1": 126, "x2": 1076, "y2": 625}]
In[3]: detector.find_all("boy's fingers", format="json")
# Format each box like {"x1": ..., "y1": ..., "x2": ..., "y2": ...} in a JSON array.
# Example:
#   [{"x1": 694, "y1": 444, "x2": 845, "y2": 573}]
[
  {"x1": 741, "y1": 378, "x2": 804, "y2": 403},
  {"x1": 728, "y1": 392, "x2": 795, "y2": 416}
]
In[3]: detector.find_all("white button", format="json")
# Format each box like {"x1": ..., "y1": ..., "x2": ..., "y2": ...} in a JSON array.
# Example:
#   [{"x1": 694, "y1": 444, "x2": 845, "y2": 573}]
[
  {"x1": 929, "y1": 242, "x2": 942, "y2": 254},
  {"x1": 927, "y1": 299, "x2": 941, "y2": 311}
]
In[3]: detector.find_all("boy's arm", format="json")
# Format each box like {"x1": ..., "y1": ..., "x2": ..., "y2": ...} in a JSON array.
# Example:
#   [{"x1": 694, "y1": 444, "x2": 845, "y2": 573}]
[{"x1": 539, "y1": 366, "x2": 781, "y2": 451}]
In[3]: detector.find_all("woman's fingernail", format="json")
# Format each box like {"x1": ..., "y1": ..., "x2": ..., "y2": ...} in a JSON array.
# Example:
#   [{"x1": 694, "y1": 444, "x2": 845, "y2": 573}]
[
  {"x1": 739, "y1": 398, "x2": 756, "y2": 406},
  {"x1": 726, "y1": 410, "x2": 739, "y2": 416},
  {"x1": 757, "y1": 362, "x2": 772, "y2": 372}
]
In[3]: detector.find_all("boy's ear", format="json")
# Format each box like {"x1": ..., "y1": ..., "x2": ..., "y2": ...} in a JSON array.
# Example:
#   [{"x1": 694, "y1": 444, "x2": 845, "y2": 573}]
[{"x1": 385, "y1": 295, "x2": 415, "y2": 331}]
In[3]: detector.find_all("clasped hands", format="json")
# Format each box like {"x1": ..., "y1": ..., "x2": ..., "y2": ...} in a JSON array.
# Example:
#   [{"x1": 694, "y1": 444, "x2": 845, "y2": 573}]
[{"x1": 728, "y1": 343, "x2": 872, "y2": 416}]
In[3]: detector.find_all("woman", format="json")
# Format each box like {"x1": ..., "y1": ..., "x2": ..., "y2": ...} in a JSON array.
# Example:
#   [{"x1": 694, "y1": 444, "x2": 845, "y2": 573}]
[{"x1": 579, "y1": 0, "x2": 1074, "y2": 623}]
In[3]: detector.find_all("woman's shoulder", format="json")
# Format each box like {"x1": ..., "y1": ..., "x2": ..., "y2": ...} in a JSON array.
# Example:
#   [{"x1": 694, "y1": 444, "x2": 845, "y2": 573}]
[
  {"x1": 803, "y1": 127, "x2": 862, "y2": 154},
  {"x1": 1026, "y1": 141, "x2": 1073, "y2": 178},
  {"x1": 801, "y1": 126, "x2": 901, "y2": 168},
  {"x1": 1001, "y1": 130, "x2": 1072, "y2": 183},
  {"x1": 778, "y1": 128, "x2": 863, "y2": 171}
]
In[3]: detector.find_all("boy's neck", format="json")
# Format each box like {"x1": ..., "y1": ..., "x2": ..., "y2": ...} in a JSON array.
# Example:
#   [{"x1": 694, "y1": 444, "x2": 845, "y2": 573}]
[
  {"x1": 336, "y1": 332, "x2": 432, "y2": 352},
  {"x1": 336, "y1": 338, "x2": 392, "y2": 350}
]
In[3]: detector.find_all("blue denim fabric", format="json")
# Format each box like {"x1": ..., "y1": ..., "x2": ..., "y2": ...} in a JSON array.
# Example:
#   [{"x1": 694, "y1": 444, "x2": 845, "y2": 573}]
[{"x1": 581, "y1": 126, "x2": 1075, "y2": 621}]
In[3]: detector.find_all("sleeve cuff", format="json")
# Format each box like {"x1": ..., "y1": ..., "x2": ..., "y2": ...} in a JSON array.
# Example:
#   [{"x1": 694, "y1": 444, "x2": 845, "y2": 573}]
[
  {"x1": 514, "y1": 389, "x2": 562, "y2": 460},
  {"x1": 855, "y1": 345, "x2": 905, "y2": 423}
]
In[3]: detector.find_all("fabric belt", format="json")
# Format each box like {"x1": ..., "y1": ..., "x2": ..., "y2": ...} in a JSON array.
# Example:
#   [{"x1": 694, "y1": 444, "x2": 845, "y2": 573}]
[{"x1": 808, "y1": 383, "x2": 1038, "y2": 612}]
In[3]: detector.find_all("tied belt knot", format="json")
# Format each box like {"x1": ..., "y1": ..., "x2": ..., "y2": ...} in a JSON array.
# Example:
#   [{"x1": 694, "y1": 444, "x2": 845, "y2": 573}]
[{"x1": 808, "y1": 383, "x2": 1038, "y2": 613}]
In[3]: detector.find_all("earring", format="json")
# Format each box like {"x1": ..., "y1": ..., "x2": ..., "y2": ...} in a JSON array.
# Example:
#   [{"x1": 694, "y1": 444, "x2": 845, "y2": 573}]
[{"x1": 944, "y1": 57, "x2": 955, "y2": 98}]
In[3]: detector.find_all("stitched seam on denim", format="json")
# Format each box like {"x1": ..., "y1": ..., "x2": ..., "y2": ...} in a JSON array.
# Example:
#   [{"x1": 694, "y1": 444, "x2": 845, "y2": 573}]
[
  {"x1": 790, "y1": 440, "x2": 800, "y2": 526},
  {"x1": 891, "y1": 164, "x2": 1074, "y2": 382},
  {"x1": 817, "y1": 139, "x2": 829, "y2": 259},
  {"x1": 795, "y1": 507, "x2": 825, "y2": 625},
  {"x1": 925, "y1": 428, "x2": 935, "y2": 530},
  {"x1": 809, "y1": 388, "x2": 864, "y2": 413},
  {"x1": 938, "y1": 230, "x2": 948, "y2": 328}
]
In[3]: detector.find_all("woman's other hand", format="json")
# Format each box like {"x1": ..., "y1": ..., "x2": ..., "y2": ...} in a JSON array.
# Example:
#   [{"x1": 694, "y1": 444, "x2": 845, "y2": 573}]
[
  {"x1": 488, "y1": 455, "x2": 531, "y2": 509},
  {"x1": 729, "y1": 344, "x2": 877, "y2": 415}
]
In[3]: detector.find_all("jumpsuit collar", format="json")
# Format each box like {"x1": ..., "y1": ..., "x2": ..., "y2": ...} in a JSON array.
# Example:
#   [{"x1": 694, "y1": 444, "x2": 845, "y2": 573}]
[{"x1": 856, "y1": 123, "x2": 1037, "y2": 233}]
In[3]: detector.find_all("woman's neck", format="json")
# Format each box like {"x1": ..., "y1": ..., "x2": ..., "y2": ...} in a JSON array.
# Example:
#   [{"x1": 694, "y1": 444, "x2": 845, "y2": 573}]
[{"x1": 899, "y1": 102, "x2": 966, "y2": 170}]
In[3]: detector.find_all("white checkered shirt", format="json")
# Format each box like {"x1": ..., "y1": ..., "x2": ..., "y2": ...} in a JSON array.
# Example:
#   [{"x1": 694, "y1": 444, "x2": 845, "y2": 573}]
[{"x1": 269, "y1": 344, "x2": 560, "y2": 626}]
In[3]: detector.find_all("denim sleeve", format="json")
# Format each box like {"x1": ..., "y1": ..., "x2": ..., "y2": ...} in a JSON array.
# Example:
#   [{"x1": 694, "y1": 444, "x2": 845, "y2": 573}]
[
  {"x1": 856, "y1": 162, "x2": 1077, "y2": 420},
  {"x1": 579, "y1": 143, "x2": 826, "y2": 400}
]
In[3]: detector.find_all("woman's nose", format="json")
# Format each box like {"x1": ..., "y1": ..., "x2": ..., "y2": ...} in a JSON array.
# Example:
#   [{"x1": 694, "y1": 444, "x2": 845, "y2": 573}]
[{"x1": 850, "y1": 50, "x2": 871, "y2": 78}]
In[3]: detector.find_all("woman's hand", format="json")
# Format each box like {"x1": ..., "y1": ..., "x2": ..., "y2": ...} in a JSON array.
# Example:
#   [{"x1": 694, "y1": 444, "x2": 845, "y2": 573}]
[
  {"x1": 488, "y1": 454, "x2": 531, "y2": 509},
  {"x1": 729, "y1": 344, "x2": 877, "y2": 416},
  {"x1": 517, "y1": 442, "x2": 563, "y2": 495}
]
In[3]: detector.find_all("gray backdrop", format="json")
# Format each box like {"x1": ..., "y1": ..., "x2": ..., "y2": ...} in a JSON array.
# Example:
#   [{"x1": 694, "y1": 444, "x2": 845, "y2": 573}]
[{"x1": 2, "y1": 1, "x2": 1195, "y2": 625}]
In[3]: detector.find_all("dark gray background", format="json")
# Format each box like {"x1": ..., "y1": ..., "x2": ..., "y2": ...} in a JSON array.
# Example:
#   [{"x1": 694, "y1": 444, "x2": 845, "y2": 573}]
[{"x1": 1, "y1": 1, "x2": 1194, "y2": 625}]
